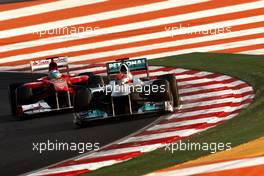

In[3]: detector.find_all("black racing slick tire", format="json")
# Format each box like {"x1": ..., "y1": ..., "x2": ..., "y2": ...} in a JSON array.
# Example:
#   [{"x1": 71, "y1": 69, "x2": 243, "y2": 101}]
[
  {"x1": 78, "y1": 72, "x2": 95, "y2": 77},
  {"x1": 88, "y1": 75, "x2": 105, "y2": 88},
  {"x1": 16, "y1": 86, "x2": 33, "y2": 105},
  {"x1": 79, "y1": 72, "x2": 105, "y2": 88},
  {"x1": 8, "y1": 83, "x2": 24, "y2": 116},
  {"x1": 150, "y1": 79, "x2": 172, "y2": 102},
  {"x1": 74, "y1": 88, "x2": 92, "y2": 112},
  {"x1": 158, "y1": 74, "x2": 180, "y2": 107}
]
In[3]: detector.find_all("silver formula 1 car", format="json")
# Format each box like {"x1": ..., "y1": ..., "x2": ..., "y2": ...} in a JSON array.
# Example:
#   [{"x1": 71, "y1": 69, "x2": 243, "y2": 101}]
[{"x1": 73, "y1": 58, "x2": 180, "y2": 126}]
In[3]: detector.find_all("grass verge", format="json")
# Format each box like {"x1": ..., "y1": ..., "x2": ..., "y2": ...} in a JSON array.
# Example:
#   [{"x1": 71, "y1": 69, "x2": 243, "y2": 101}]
[{"x1": 84, "y1": 52, "x2": 264, "y2": 176}]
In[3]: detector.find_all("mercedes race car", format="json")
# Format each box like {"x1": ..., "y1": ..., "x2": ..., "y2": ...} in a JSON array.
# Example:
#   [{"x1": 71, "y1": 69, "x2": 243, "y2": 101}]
[
  {"x1": 73, "y1": 58, "x2": 180, "y2": 126},
  {"x1": 8, "y1": 57, "x2": 89, "y2": 118}
]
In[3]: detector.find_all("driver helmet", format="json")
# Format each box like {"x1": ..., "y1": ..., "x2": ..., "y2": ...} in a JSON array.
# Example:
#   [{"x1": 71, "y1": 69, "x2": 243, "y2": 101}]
[
  {"x1": 117, "y1": 63, "x2": 133, "y2": 83},
  {"x1": 49, "y1": 70, "x2": 61, "y2": 79}
]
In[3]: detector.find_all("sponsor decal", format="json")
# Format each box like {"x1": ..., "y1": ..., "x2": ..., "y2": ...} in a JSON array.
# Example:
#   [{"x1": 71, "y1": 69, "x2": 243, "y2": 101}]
[{"x1": 107, "y1": 58, "x2": 147, "y2": 74}]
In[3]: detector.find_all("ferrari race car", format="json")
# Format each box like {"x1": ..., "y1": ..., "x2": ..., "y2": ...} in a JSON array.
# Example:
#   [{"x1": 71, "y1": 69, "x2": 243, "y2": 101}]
[
  {"x1": 8, "y1": 57, "x2": 89, "y2": 118},
  {"x1": 73, "y1": 58, "x2": 180, "y2": 126}
]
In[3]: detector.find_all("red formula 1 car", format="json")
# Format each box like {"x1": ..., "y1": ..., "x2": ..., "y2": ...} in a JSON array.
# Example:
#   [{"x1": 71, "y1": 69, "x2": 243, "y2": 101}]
[{"x1": 8, "y1": 57, "x2": 89, "y2": 118}]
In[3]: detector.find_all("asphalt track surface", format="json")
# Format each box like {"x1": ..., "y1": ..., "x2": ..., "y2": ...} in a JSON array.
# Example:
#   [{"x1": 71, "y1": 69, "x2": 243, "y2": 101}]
[{"x1": 0, "y1": 72, "x2": 158, "y2": 176}]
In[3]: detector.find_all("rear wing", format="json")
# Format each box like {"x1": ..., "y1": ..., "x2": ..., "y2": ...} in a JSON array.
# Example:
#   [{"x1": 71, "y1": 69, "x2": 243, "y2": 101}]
[
  {"x1": 106, "y1": 58, "x2": 149, "y2": 78},
  {"x1": 30, "y1": 56, "x2": 69, "y2": 80}
]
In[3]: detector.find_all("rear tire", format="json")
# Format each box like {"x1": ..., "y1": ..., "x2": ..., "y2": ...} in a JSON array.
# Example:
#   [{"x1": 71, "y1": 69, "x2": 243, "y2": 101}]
[
  {"x1": 79, "y1": 72, "x2": 105, "y2": 88},
  {"x1": 88, "y1": 75, "x2": 105, "y2": 88},
  {"x1": 78, "y1": 72, "x2": 95, "y2": 77}
]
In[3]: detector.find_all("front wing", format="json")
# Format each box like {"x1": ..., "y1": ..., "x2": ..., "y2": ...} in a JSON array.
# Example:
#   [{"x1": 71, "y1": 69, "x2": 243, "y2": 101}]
[
  {"x1": 73, "y1": 101, "x2": 173, "y2": 123},
  {"x1": 19, "y1": 100, "x2": 73, "y2": 116}
]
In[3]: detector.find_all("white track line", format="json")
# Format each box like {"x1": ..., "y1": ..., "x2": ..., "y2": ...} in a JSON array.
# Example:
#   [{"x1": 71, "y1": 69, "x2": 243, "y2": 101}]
[
  {"x1": 148, "y1": 113, "x2": 239, "y2": 131},
  {"x1": 120, "y1": 128, "x2": 207, "y2": 144},
  {"x1": 79, "y1": 144, "x2": 163, "y2": 160},
  {"x1": 181, "y1": 89, "x2": 231, "y2": 100},
  {"x1": 182, "y1": 94, "x2": 253, "y2": 108},
  {"x1": 167, "y1": 103, "x2": 251, "y2": 120},
  {"x1": 176, "y1": 72, "x2": 221, "y2": 79},
  {"x1": 180, "y1": 84, "x2": 229, "y2": 94},
  {"x1": 177, "y1": 76, "x2": 233, "y2": 85},
  {"x1": 28, "y1": 160, "x2": 122, "y2": 176}
]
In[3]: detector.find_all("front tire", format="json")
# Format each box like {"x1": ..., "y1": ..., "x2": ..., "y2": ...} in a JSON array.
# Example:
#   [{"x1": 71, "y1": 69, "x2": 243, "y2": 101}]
[
  {"x1": 8, "y1": 83, "x2": 24, "y2": 116},
  {"x1": 74, "y1": 88, "x2": 92, "y2": 112},
  {"x1": 150, "y1": 79, "x2": 172, "y2": 102},
  {"x1": 158, "y1": 74, "x2": 180, "y2": 107},
  {"x1": 16, "y1": 86, "x2": 33, "y2": 105}
]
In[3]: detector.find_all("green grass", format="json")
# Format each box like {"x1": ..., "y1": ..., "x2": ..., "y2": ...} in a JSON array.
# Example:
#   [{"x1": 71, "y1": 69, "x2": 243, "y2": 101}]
[{"x1": 84, "y1": 53, "x2": 264, "y2": 176}]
